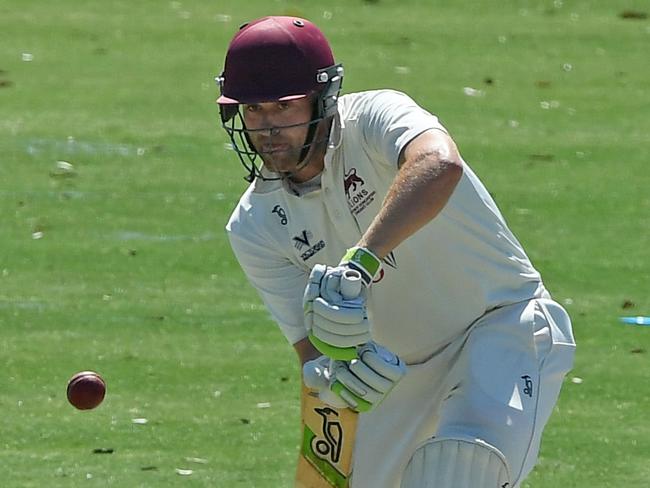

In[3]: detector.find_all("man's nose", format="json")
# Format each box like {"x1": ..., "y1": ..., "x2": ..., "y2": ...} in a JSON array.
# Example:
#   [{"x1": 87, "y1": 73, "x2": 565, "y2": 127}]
[{"x1": 256, "y1": 124, "x2": 280, "y2": 138}]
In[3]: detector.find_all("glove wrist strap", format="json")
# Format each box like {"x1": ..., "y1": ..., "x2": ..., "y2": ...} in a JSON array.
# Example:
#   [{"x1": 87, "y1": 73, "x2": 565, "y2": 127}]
[{"x1": 340, "y1": 246, "x2": 382, "y2": 286}]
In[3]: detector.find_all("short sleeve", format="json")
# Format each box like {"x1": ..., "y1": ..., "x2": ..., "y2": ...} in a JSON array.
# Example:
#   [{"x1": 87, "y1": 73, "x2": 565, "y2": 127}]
[
  {"x1": 227, "y1": 224, "x2": 308, "y2": 346},
  {"x1": 360, "y1": 90, "x2": 447, "y2": 167}
]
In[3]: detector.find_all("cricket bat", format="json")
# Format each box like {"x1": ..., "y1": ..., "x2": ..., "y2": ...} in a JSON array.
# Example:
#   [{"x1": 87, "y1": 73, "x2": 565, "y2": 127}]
[
  {"x1": 295, "y1": 385, "x2": 358, "y2": 487},
  {"x1": 296, "y1": 270, "x2": 363, "y2": 488}
]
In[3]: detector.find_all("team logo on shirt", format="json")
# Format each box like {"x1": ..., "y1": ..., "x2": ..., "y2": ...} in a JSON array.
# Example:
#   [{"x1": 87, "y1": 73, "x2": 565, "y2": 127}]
[
  {"x1": 272, "y1": 205, "x2": 288, "y2": 225},
  {"x1": 344, "y1": 168, "x2": 376, "y2": 215},
  {"x1": 344, "y1": 168, "x2": 364, "y2": 198},
  {"x1": 293, "y1": 230, "x2": 326, "y2": 261},
  {"x1": 293, "y1": 230, "x2": 314, "y2": 250}
]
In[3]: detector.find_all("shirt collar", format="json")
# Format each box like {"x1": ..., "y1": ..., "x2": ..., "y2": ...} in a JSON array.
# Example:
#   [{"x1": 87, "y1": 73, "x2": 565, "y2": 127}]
[{"x1": 282, "y1": 172, "x2": 323, "y2": 197}]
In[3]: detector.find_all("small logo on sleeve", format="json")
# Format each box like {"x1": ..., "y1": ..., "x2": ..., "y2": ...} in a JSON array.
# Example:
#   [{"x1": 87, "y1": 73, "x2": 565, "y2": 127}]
[{"x1": 521, "y1": 375, "x2": 534, "y2": 398}]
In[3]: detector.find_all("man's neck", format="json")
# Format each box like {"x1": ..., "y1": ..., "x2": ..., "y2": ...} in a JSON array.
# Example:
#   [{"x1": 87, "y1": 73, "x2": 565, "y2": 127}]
[{"x1": 289, "y1": 156, "x2": 325, "y2": 183}]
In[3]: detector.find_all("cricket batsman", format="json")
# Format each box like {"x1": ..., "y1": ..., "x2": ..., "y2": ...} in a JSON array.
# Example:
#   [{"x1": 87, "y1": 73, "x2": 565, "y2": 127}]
[{"x1": 217, "y1": 16, "x2": 576, "y2": 488}]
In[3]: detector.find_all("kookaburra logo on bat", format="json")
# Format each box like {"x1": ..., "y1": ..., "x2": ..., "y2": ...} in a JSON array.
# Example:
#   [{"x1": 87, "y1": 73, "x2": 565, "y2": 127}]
[{"x1": 311, "y1": 407, "x2": 343, "y2": 464}]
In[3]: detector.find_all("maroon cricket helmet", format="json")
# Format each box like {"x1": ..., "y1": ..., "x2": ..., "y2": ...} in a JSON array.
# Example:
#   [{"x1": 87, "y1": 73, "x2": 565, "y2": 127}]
[
  {"x1": 215, "y1": 16, "x2": 344, "y2": 182},
  {"x1": 218, "y1": 16, "x2": 336, "y2": 104}
]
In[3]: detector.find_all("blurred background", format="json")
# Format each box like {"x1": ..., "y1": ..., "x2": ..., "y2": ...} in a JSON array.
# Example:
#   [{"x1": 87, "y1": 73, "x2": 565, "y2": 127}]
[{"x1": 1, "y1": 1, "x2": 649, "y2": 486}]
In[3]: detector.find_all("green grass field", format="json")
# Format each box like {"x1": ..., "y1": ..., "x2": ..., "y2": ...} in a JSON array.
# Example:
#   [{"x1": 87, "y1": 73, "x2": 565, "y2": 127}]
[{"x1": 1, "y1": 1, "x2": 649, "y2": 486}]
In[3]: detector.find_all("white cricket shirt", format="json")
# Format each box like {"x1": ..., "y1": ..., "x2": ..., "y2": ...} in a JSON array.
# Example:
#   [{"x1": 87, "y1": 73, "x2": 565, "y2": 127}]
[{"x1": 226, "y1": 90, "x2": 545, "y2": 363}]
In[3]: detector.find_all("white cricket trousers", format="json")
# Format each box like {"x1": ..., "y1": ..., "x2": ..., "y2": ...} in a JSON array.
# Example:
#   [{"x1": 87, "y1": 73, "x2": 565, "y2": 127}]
[{"x1": 350, "y1": 297, "x2": 576, "y2": 488}]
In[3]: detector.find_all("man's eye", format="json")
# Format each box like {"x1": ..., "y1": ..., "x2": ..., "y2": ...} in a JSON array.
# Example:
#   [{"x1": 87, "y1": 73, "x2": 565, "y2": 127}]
[
  {"x1": 246, "y1": 105, "x2": 260, "y2": 112},
  {"x1": 278, "y1": 102, "x2": 290, "y2": 110}
]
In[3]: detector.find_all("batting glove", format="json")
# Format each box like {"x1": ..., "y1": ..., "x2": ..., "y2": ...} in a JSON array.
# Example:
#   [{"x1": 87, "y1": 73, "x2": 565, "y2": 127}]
[
  {"x1": 303, "y1": 343, "x2": 407, "y2": 413},
  {"x1": 304, "y1": 247, "x2": 382, "y2": 360},
  {"x1": 302, "y1": 355, "x2": 349, "y2": 409},
  {"x1": 338, "y1": 246, "x2": 383, "y2": 288}
]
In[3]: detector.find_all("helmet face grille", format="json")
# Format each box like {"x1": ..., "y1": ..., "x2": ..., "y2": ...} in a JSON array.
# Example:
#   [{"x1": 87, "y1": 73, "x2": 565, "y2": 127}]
[
  {"x1": 221, "y1": 106, "x2": 331, "y2": 183},
  {"x1": 221, "y1": 111, "x2": 261, "y2": 182}
]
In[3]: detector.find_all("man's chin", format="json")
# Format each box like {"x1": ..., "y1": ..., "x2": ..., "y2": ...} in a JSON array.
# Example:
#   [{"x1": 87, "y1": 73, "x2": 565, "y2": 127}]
[{"x1": 262, "y1": 158, "x2": 301, "y2": 175}]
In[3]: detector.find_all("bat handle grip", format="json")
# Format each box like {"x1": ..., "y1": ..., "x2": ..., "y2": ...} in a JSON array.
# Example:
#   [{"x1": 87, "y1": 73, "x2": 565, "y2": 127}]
[{"x1": 340, "y1": 269, "x2": 362, "y2": 300}]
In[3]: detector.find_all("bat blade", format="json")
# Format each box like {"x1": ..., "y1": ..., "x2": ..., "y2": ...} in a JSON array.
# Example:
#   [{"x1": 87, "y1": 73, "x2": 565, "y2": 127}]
[
  {"x1": 296, "y1": 385, "x2": 358, "y2": 487},
  {"x1": 297, "y1": 268, "x2": 362, "y2": 487}
]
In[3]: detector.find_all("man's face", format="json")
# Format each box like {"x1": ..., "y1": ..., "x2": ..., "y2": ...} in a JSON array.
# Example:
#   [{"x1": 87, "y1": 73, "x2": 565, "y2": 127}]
[{"x1": 242, "y1": 97, "x2": 313, "y2": 176}]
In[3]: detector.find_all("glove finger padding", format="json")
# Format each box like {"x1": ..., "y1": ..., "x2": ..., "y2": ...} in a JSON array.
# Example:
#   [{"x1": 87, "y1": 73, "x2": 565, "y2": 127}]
[
  {"x1": 304, "y1": 264, "x2": 366, "y2": 331},
  {"x1": 304, "y1": 262, "x2": 370, "y2": 360},
  {"x1": 348, "y1": 358, "x2": 395, "y2": 393},
  {"x1": 303, "y1": 281, "x2": 321, "y2": 310},
  {"x1": 323, "y1": 270, "x2": 343, "y2": 303},
  {"x1": 313, "y1": 313, "x2": 370, "y2": 335},
  {"x1": 329, "y1": 343, "x2": 408, "y2": 412},
  {"x1": 303, "y1": 265, "x2": 328, "y2": 332},
  {"x1": 303, "y1": 264, "x2": 327, "y2": 306},
  {"x1": 319, "y1": 386, "x2": 352, "y2": 409},
  {"x1": 331, "y1": 379, "x2": 374, "y2": 412},
  {"x1": 358, "y1": 342, "x2": 407, "y2": 382},
  {"x1": 307, "y1": 263, "x2": 368, "y2": 304},
  {"x1": 308, "y1": 263, "x2": 328, "y2": 285},
  {"x1": 312, "y1": 297, "x2": 366, "y2": 324},
  {"x1": 311, "y1": 325, "x2": 372, "y2": 348},
  {"x1": 334, "y1": 362, "x2": 385, "y2": 405}
]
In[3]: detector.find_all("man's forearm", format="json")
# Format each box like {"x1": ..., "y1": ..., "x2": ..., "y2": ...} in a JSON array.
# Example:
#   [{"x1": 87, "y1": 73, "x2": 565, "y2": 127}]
[{"x1": 357, "y1": 132, "x2": 463, "y2": 259}]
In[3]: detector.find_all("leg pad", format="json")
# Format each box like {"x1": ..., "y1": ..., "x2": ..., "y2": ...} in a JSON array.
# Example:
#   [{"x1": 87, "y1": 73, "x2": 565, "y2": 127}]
[{"x1": 401, "y1": 437, "x2": 512, "y2": 488}]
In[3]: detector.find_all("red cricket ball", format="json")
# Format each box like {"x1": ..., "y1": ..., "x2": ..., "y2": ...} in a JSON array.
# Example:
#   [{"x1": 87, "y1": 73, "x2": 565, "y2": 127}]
[{"x1": 66, "y1": 371, "x2": 106, "y2": 410}]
